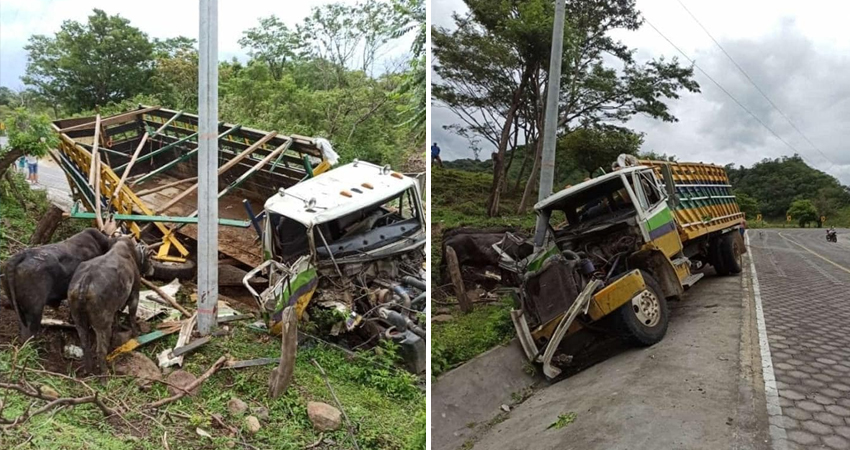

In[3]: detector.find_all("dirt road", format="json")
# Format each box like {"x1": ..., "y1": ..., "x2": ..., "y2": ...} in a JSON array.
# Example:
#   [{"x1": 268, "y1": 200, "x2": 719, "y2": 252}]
[{"x1": 433, "y1": 231, "x2": 777, "y2": 450}]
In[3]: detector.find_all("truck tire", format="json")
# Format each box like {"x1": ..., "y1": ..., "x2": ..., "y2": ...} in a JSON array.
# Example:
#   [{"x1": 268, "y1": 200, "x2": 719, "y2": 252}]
[
  {"x1": 710, "y1": 237, "x2": 729, "y2": 276},
  {"x1": 150, "y1": 259, "x2": 196, "y2": 281},
  {"x1": 719, "y1": 232, "x2": 743, "y2": 275},
  {"x1": 615, "y1": 271, "x2": 669, "y2": 347}
]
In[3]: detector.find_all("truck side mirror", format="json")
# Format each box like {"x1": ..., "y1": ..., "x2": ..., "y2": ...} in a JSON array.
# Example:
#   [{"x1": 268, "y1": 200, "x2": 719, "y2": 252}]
[{"x1": 662, "y1": 163, "x2": 678, "y2": 209}]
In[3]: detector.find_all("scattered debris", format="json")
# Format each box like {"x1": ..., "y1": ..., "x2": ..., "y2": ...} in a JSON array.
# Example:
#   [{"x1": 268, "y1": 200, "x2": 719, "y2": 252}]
[
  {"x1": 269, "y1": 306, "x2": 296, "y2": 399},
  {"x1": 42, "y1": 318, "x2": 74, "y2": 329},
  {"x1": 196, "y1": 428, "x2": 212, "y2": 438},
  {"x1": 225, "y1": 358, "x2": 277, "y2": 370},
  {"x1": 145, "y1": 356, "x2": 226, "y2": 409},
  {"x1": 172, "y1": 336, "x2": 211, "y2": 358},
  {"x1": 63, "y1": 344, "x2": 84, "y2": 360},
  {"x1": 500, "y1": 404, "x2": 510, "y2": 413},
  {"x1": 108, "y1": 322, "x2": 182, "y2": 361},
  {"x1": 307, "y1": 402, "x2": 342, "y2": 431},
  {"x1": 165, "y1": 370, "x2": 199, "y2": 396},
  {"x1": 228, "y1": 398, "x2": 249, "y2": 416},
  {"x1": 136, "y1": 279, "x2": 182, "y2": 321},
  {"x1": 141, "y1": 278, "x2": 192, "y2": 318},
  {"x1": 157, "y1": 314, "x2": 197, "y2": 368},
  {"x1": 245, "y1": 415, "x2": 261, "y2": 434}
]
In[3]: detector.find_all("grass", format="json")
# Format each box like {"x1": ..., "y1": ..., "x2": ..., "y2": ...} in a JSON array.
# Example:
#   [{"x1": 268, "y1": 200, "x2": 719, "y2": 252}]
[
  {"x1": 430, "y1": 168, "x2": 537, "y2": 376},
  {"x1": 0, "y1": 324, "x2": 425, "y2": 449},
  {"x1": 547, "y1": 412, "x2": 577, "y2": 430},
  {"x1": 0, "y1": 173, "x2": 425, "y2": 449},
  {"x1": 431, "y1": 298, "x2": 515, "y2": 377}
]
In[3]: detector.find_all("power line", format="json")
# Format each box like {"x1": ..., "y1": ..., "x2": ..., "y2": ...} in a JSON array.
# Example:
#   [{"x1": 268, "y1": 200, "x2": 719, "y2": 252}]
[
  {"x1": 643, "y1": 18, "x2": 803, "y2": 158},
  {"x1": 675, "y1": 0, "x2": 835, "y2": 170}
]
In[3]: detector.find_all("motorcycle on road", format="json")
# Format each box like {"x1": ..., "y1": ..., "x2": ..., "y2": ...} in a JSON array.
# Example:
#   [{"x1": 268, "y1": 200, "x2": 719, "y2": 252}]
[{"x1": 827, "y1": 230, "x2": 838, "y2": 243}]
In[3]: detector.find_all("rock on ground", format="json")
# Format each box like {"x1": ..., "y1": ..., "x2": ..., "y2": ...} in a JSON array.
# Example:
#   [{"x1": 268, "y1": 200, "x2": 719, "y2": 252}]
[
  {"x1": 307, "y1": 401, "x2": 342, "y2": 431},
  {"x1": 228, "y1": 397, "x2": 248, "y2": 416},
  {"x1": 112, "y1": 352, "x2": 162, "y2": 386},
  {"x1": 166, "y1": 369, "x2": 199, "y2": 396},
  {"x1": 251, "y1": 406, "x2": 269, "y2": 422},
  {"x1": 245, "y1": 415, "x2": 261, "y2": 434},
  {"x1": 432, "y1": 314, "x2": 454, "y2": 323}
]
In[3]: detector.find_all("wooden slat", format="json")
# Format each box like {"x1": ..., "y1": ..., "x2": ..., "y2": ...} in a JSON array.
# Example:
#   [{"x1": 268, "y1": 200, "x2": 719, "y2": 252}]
[{"x1": 59, "y1": 106, "x2": 161, "y2": 133}]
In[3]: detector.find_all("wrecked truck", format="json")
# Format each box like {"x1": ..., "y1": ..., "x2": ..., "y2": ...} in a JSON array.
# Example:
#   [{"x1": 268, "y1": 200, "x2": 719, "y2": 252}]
[
  {"x1": 504, "y1": 155, "x2": 746, "y2": 378},
  {"x1": 244, "y1": 160, "x2": 427, "y2": 373}
]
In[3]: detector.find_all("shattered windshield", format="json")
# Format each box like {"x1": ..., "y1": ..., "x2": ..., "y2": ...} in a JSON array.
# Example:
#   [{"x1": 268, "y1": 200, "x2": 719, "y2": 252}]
[
  {"x1": 315, "y1": 187, "x2": 422, "y2": 259},
  {"x1": 547, "y1": 176, "x2": 637, "y2": 231}
]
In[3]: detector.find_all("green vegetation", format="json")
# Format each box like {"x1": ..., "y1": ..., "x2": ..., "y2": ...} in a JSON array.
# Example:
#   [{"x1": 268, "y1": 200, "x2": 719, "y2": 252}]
[
  {"x1": 431, "y1": 298, "x2": 514, "y2": 377},
  {"x1": 8, "y1": 0, "x2": 424, "y2": 169},
  {"x1": 547, "y1": 412, "x2": 577, "y2": 430},
  {"x1": 0, "y1": 325, "x2": 425, "y2": 450},
  {"x1": 727, "y1": 155, "x2": 850, "y2": 226}
]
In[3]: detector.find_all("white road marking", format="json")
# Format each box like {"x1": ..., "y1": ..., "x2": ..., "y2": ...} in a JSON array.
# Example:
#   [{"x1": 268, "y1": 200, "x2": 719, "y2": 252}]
[{"x1": 746, "y1": 231, "x2": 787, "y2": 450}]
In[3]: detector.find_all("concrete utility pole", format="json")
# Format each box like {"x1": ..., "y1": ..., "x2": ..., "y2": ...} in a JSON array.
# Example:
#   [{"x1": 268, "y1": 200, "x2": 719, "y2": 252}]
[
  {"x1": 197, "y1": 0, "x2": 219, "y2": 335},
  {"x1": 533, "y1": 0, "x2": 566, "y2": 248}
]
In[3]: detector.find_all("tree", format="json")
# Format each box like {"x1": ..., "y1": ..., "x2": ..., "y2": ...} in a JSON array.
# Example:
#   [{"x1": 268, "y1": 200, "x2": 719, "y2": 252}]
[
  {"x1": 151, "y1": 37, "x2": 199, "y2": 110},
  {"x1": 787, "y1": 199, "x2": 818, "y2": 228},
  {"x1": 434, "y1": 0, "x2": 699, "y2": 216},
  {"x1": 22, "y1": 9, "x2": 154, "y2": 113},
  {"x1": 560, "y1": 126, "x2": 643, "y2": 176},
  {"x1": 238, "y1": 17, "x2": 302, "y2": 82},
  {"x1": 0, "y1": 108, "x2": 59, "y2": 178},
  {"x1": 734, "y1": 191, "x2": 760, "y2": 221},
  {"x1": 392, "y1": 0, "x2": 426, "y2": 143}
]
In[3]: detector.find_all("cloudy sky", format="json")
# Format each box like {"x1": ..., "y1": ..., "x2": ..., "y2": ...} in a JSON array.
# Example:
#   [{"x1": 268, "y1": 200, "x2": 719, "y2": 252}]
[
  {"x1": 431, "y1": 0, "x2": 850, "y2": 184},
  {"x1": 0, "y1": 0, "x2": 411, "y2": 88}
]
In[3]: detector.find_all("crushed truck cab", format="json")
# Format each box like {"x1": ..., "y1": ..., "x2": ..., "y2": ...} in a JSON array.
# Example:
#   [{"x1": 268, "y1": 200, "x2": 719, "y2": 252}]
[
  {"x1": 244, "y1": 160, "x2": 427, "y2": 373},
  {"x1": 506, "y1": 156, "x2": 746, "y2": 378}
]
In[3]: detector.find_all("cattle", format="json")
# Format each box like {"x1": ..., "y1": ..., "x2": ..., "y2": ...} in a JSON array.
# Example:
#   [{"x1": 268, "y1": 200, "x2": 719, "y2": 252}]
[
  {"x1": 1, "y1": 228, "x2": 112, "y2": 340},
  {"x1": 68, "y1": 236, "x2": 153, "y2": 374},
  {"x1": 439, "y1": 227, "x2": 532, "y2": 286}
]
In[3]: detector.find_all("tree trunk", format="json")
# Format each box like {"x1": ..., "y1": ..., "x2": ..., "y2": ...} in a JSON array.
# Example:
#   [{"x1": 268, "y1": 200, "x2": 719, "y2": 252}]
[
  {"x1": 502, "y1": 121, "x2": 521, "y2": 194},
  {"x1": 0, "y1": 148, "x2": 24, "y2": 180},
  {"x1": 445, "y1": 246, "x2": 472, "y2": 313},
  {"x1": 513, "y1": 138, "x2": 533, "y2": 193},
  {"x1": 486, "y1": 68, "x2": 532, "y2": 217},
  {"x1": 269, "y1": 305, "x2": 297, "y2": 398},
  {"x1": 517, "y1": 137, "x2": 544, "y2": 214},
  {"x1": 30, "y1": 204, "x2": 64, "y2": 245}
]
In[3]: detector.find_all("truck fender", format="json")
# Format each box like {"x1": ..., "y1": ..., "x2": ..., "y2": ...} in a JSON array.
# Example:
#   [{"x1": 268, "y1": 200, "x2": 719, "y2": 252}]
[{"x1": 627, "y1": 249, "x2": 684, "y2": 299}]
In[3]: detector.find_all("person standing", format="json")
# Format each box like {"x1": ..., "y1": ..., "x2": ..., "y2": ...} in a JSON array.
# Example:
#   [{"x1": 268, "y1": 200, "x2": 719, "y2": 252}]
[
  {"x1": 26, "y1": 154, "x2": 38, "y2": 184},
  {"x1": 431, "y1": 142, "x2": 443, "y2": 167},
  {"x1": 17, "y1": 156, "x2": 26, "y2": 174}
]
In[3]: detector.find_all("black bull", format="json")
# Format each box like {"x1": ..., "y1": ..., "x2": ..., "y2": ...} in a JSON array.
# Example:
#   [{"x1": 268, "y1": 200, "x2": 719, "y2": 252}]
[
  {"x1": 439, "y1": 227, "x2": 532, "y2": 285},
  {"x1": 1, "y1": 228, "x2": 111, "y2": 340}
]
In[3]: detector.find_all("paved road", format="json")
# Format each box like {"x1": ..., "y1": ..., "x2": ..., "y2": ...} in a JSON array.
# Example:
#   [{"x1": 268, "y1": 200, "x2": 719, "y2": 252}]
[
  {"x1": 749, "y1": 228, "x2": 850, "y2": 450},
  {"x1": 435, "y1": 244, "x2": 772, "y2": 450}
]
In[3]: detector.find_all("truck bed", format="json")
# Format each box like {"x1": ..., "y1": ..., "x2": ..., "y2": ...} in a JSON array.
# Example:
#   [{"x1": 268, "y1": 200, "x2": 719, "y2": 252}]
[{"x1": 640, "y1": 160, "x2": 745, "y2": 242}]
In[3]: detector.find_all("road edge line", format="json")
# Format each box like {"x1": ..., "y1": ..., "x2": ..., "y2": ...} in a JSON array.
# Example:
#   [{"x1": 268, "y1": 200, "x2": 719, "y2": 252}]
[{"x1": 746, "y1": 231, "x2": 788, "y2": 450}]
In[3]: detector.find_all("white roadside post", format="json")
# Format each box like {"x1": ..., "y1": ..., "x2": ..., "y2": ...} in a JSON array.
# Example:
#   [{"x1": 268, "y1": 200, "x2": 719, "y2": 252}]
[
  {"x1": 533, "y1": 0, "x2": 566, "y2": 249},
  {"x1": 197, "y1": 0, "x2": 219, "y2": 335}
]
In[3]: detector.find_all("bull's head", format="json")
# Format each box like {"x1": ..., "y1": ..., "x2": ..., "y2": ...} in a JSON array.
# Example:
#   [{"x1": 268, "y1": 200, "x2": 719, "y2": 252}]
[{"x1": 135, "y1": 242, "x2": 156, "y2": 277}]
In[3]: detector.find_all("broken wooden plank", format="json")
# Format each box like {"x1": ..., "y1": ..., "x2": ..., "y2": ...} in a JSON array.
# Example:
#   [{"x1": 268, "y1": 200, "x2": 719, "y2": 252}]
[
  {"x1": 269, "y1": 306, "x2": 297, "y2": 398},
  {"x1": 88, "y1": 114, "x2": 102, "y2": 185},
  {"x1": 58, "y1": 106, "x2": 161, "y2": 133},
  {"x1": 135, "y1": 177, "x2": 197, "y2": 197},
  {"x1": 217, "y1": 314, "x2": 253, "y2": 323},
  {"x1": 141, "y1": 278, "x2": 191, "y2": 317},
  {"x1": 107, "y1": 325, "x2": 182, "y2": 361},
  {"x1": 446, "y1": 246, "x2": 472, "y2": 313},
  {"x1": 154, "y1": 130, "x2": 277, "y2": 214},
  {"x1": 225, "y1": 358, "x2": 277, "y2": 369},
  {"x1": 171, "y1": 336, "x2": 211, "y2": 357},
  {"x1": 114, "y1": 132, "x2": 149, "y2": 198}
]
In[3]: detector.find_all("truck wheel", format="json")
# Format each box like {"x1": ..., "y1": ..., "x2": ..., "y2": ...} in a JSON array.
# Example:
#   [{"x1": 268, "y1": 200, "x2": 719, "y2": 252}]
[
  {"x1": 719, "y1": 232, "x2": 743, "y2": 275},
  {"x1": 615, "y1": 271, "x2": 669, "y2": 346},
  {"x1": 150, "y1": 259, "x2": 196, "y2": 281},
  {"x1": 710, "y1": 237, "x2": 729, "y2": 276}
]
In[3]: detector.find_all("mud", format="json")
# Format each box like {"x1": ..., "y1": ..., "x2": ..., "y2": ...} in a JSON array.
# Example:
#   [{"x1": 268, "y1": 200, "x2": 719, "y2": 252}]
[{"x1": 0, "y1": 302, "x2": 85, "y2": 374}]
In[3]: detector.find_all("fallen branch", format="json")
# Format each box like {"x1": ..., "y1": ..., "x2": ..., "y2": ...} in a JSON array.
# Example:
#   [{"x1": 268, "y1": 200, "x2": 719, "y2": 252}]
[
  {"x1": 145, "y1": 356, "x2": 226, "y2": 409},
  {"x1": 141, "y1": 278, "x2": 191, "y2": 317},
  {"x1": 0, "y1": 389, "x2": 116, "y2": 429},
  {"x1": 311, "y1": 359, "x2": 360, "y2": 450},
  {"x1": 304, "y1": 433, "x2": 324, "y2": 449}
]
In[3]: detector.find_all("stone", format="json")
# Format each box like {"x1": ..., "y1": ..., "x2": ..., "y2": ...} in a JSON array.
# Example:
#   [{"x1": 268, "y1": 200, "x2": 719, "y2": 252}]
[
  {"x1": 245, "y1": 416, "x2": 261, "y2": 434},
  {"x1": 112, "y1": 352, "x2": 162, "y2": 387},
  {"x1": 40, "y1": 385, "x2": 60, "y2": 400},
  {"x1": 251, "y1": 406, "x2": 269, "y2": 422},
  {"x1": 166, "y1": 370, "x2": 199, "y2": 396},
  {"x1": 500, "y1": 404, "x2": 510, "y2": 412},
  {"x1": 228, "y1": 397, "x2": 248, "y2": 416},
  {"x1": 307, "y1": 401, "x2": 342, "y2": 431},
  {"x1": 432, "y1": 314, "x2": 453, "y2": 323}
]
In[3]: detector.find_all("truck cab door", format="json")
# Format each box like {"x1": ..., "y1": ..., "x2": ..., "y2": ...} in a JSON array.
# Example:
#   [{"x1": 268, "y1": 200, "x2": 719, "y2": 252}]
[
  {"x1": 631, "y1": 169, "x2": 682, "y2": 257},
  {"x1": 243, "y1": 255, "x2": 318, "y2": 334}
]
